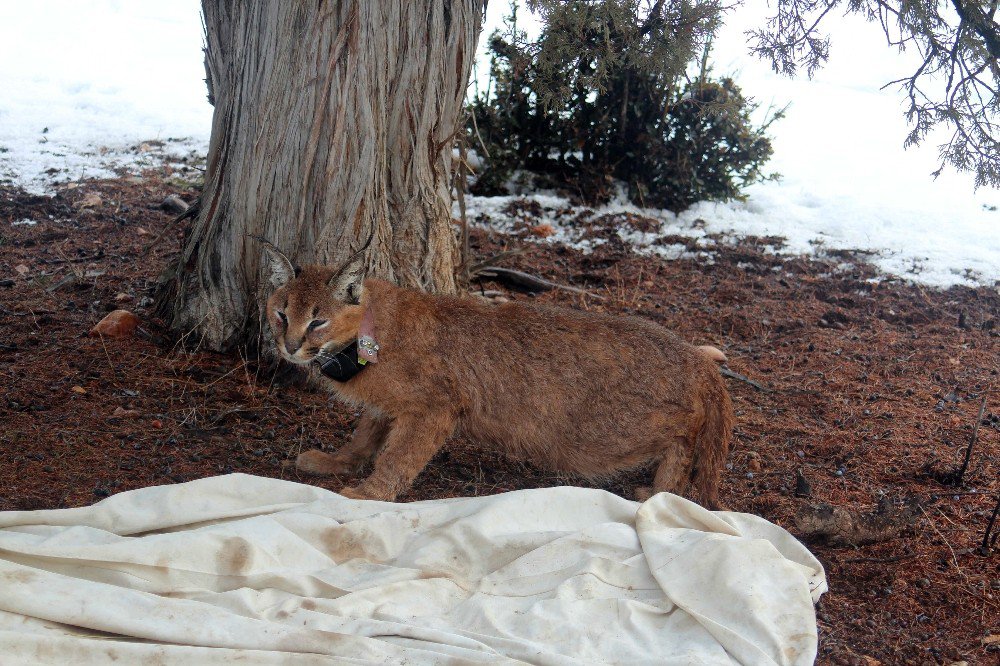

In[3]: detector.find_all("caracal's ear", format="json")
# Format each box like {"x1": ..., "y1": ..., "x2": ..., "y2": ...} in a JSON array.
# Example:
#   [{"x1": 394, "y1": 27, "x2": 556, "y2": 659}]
[
  {"x1": 328, "y1": 248, "x2": 366, "y2": 304},
  {"x1": 248, "y1": 235, "x2": 295, "y2": 288},
  {"x1": 327, "y1": 231, "x2": 374, "y2": 304}
]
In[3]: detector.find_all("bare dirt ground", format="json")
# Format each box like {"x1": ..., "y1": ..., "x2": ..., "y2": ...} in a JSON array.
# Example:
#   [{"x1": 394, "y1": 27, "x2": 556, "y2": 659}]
[{"x1": 1, "y1": 171, "x2": 997, "y2": 665}]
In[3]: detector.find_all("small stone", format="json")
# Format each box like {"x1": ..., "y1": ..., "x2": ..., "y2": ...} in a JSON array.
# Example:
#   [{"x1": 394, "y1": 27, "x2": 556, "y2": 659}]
[
  {"x1": 76, "y1": 192, "x2": 102, "y2": 209},
  {"x1": 916, "y1": 577, "x2": 931, "y2": 588},
  {"x1": 136, "y1": 227, "x2": 150, "y2": 236},
  {"x1": 161, "y1": 194, "x2": 189, "y2": 215},
  {"x1": 71, "y1": 386, "x2": 87, "y2": 395},
  {"x1": 114, "y1": 292, "x2": 133, "y2": 302},
  {"x1": 529, "y1": 223, "x2": 555, "y2": 238},
  {"x1": 112, "y1": 407, "x2": 139, "y2": 418},
  {"x1": 90, "y1": 309, "x2": 140, "y2": 338},
  {"x1": 14, "y1": 264, "x2": 29, "y2": 275}
]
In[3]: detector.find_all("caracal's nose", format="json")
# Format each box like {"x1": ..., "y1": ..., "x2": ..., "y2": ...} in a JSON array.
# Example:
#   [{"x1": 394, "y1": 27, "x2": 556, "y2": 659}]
[{"x1": 284, "y1": 337, "x2": 302, "y2": 355}]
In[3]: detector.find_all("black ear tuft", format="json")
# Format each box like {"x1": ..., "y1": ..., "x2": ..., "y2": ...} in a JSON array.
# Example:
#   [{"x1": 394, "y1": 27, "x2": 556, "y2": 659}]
[{"x1": 348, "y1": 282, "x2": 362, "y2": 304}]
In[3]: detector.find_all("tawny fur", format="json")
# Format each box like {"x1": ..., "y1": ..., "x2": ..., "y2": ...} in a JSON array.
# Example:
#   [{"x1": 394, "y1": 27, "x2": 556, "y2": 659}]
[{"x1": 265, "y1": 260, "x2": 734, "y2": 508}]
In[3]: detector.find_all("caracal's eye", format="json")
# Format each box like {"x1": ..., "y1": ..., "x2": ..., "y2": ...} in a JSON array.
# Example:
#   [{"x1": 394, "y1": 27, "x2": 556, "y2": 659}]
[
  {"x1": 307, "y1": 319, "x2": 328, "y2": 332},
  {"x1": 275, "y1": 310, "x2": 287, "y2": 327}
]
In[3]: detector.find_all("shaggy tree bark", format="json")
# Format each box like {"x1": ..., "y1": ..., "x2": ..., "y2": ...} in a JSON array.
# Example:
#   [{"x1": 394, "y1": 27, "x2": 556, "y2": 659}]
[{"x1": 158, "y1": 1, "x2": 484, "y2": 350}]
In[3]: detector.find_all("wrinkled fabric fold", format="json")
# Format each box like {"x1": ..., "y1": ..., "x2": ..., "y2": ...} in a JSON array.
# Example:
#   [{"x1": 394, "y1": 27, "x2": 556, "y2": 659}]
[{"x1": 0, "y1": 474, "x2": 825, "y2": 665}]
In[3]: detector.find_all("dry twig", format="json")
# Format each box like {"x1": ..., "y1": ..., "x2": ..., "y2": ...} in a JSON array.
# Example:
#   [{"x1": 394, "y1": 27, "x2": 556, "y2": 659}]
[
  {"x1": 980, "y1": 494, "x2": 1000, "y2": 556},
  {"x1": 141, "y1": 198, "x2": 199, "y2": 256},
  {"x1": 954, "y1": 392, "x2": 989, "y2": 485},
  {"x1": 720, "y1": 366, "x2": 771, "y2": 392},
  {"x1": 475, "y1": 266, "x2": 605, "y2": 300}
]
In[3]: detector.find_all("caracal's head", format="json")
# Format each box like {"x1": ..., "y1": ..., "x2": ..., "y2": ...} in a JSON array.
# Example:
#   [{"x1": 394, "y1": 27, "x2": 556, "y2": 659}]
[{"x1": 257, "y1": 239, "x2": 367, "y2": 366}]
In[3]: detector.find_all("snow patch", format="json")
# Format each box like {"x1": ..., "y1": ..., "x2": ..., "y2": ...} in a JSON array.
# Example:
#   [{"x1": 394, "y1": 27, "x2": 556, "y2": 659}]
[
  {"x1": 0, "y1": 1, "x2": 212, "y2": 192},
  {"x1": 459, "y1": 189, "x2": 1000, "y2": 289}
]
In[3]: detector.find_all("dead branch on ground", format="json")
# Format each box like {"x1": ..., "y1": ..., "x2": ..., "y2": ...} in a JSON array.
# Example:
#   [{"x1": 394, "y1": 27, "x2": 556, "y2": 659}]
[
  {"x1": 795, "y1": 497, "x2": 921, "y2": 547},
  {"x1": 475, "y1": 266, "x2": 605, "y2": 300}
]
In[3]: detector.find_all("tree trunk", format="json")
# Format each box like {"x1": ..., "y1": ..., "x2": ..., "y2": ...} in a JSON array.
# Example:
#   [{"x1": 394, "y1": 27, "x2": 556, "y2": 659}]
[{"x1": 158, "y1": 1, "x2": 484, "y2": 350}]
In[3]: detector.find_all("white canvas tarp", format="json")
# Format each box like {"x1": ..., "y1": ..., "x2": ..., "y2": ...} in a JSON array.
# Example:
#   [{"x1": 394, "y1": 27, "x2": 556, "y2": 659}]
[{"x1": 0, "y1": 474, "x2": 826, "y2": 665}]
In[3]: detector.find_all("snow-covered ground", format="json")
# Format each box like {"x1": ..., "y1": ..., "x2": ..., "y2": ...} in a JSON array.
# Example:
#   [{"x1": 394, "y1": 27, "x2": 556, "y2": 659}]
[
  {"x1": 0, "y1": 1, "x2": 211, "y2": 190},
  {"x1": 708, "y1": 6, "x2": 999, "y2": 288},
  {"x1": 1, "y1": 1, "x2": 997, "y2": 288}
]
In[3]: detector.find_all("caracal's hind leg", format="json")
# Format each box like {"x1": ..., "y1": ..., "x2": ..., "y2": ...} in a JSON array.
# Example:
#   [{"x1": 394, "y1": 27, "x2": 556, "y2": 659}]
[
  {"x1": 633, "y1": 438, "x2": 694, "y2": 502},
  {"x1": 295, "y1": 412, "x2": 391, "y2": 476}
]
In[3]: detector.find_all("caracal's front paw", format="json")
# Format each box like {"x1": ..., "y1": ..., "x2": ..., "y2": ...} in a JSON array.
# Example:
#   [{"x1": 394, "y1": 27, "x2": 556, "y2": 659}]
[
  {"x1": 338, "y1": 482, "x2": 396, "y2": 502},
  {"x1": 337, "y1": 486, "x2": 370, "y2": 500},
  {"x1": 294, "y1": 449, "x2": 341, "y2": 476}
]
